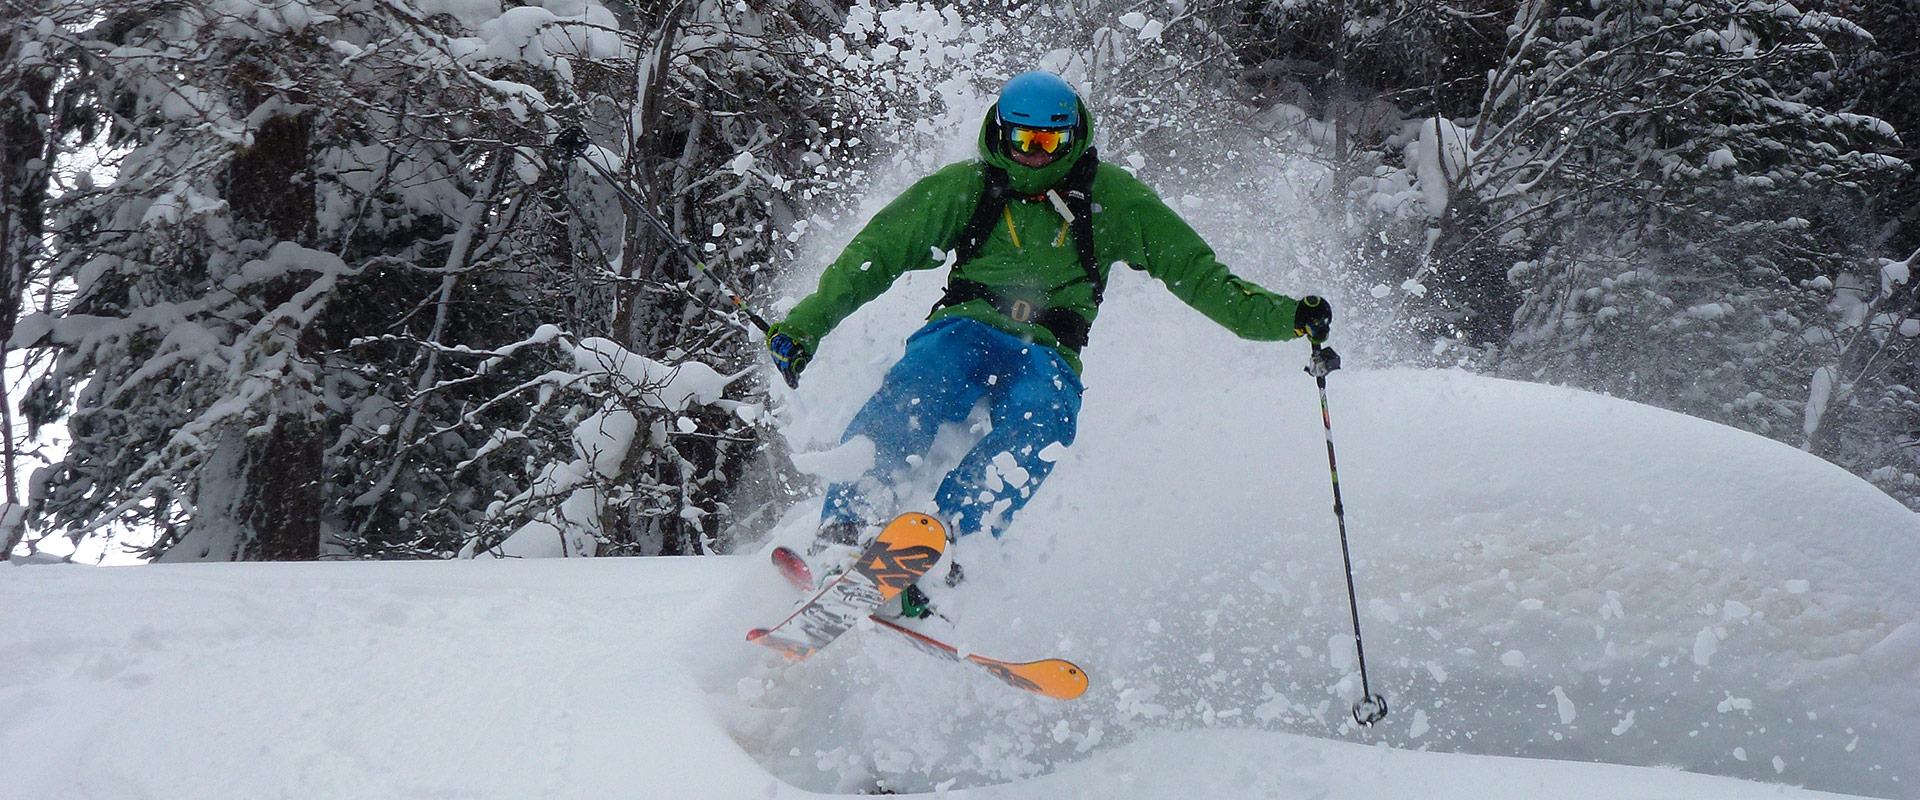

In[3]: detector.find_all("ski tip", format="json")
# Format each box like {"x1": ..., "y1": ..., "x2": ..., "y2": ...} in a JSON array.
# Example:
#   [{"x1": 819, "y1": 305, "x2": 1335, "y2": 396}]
[
  {"x1": 747, "y1": 628, "x2": 817, "y2": 661},
  {"x1": 973, "y1": 656, "x2": 1090, "y2": 700},
  {"x1": 770, "y1": 546, "x2": 815, "y2": 592},
  {"x1": 875, "y1": 512, "x2": 947, "y2": 554},
  {"x1": 1031, "y1": 659, "x2": 1091, "y2": 700}
]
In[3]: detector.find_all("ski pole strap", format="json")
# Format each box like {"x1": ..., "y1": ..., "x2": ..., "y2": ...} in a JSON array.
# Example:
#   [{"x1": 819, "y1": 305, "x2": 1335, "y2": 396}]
[{"x1": 1308, "y1": 342, "x2": 1342, "y2": 378}]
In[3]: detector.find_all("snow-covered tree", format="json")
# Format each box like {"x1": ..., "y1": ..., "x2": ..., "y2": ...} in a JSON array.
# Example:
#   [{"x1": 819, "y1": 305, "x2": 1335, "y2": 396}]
[
  {"x1": 468, "y1": 0, "x2": 863, "y2": 556},
  {"x1": 14, "y1": 0, "x2": 644, "y2": 560},
  {"x1": 0, "y1": 6, "x2": 59, "y2": 556},
  {"x1": 1217, "y1": 0, "x2": 1912, "y2": 504}
]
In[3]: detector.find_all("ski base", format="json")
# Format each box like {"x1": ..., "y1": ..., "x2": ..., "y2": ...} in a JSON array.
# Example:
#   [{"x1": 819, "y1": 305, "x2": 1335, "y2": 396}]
[
  {"x1": 748, "y1": 513, "x2": 946, "y2": 659},
  {"x1": 761, "y1": 523, "x2": 1090, "y2": 700}
]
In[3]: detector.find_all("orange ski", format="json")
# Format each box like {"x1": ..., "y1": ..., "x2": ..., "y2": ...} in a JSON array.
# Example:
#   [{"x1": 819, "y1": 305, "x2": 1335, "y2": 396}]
[
  {"x1": 870, "y1": 617, "x2": 1089, "y2": 700},
  {"x1": 748, "y1": 513, "x2": 946, "y2": 658},
  {"x1": 763, "y1": 526, "x2": 1090, "y2": 700}
]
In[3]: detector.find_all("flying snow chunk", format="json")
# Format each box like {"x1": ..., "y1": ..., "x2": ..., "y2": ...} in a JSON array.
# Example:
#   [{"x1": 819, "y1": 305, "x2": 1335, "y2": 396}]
[
  {"x1": 1329, "y1": 635, "x2": 1357, "y2": 671},
  {"x1": 1118, "y1": 11, "x2": 1147, "y2": 29},
  {"x1": 791, "y1": 438, "x2": 877, "y2": 483},
  {"x1": 1551, "y1": 686, "x2": 1577, "y2": 724},
  {"x1": 1409, "y1": 709, "x2": 1431, "y2": 738},
  {"x1": 1693, "y1": 627, "x2": 1719, "y2": 666},
  {"x1": 1501, "y1": 650, "x2": 1527, "y2": 667},
  {"x1": 1686, "y1": 302, "x2": 1731, "y2": 320},
  {"x1": 1612, "y1": 710, "x2": 1637, "y2": 735},
  {"x1": 728, "y1": 151, "x2": 755, "y2": 176}
]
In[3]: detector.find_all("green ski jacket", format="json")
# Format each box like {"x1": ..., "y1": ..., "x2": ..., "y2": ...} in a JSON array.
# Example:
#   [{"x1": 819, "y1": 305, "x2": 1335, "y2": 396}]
[{"x1": 774, "y1": 107, "x2": 1304, "y2": 375}]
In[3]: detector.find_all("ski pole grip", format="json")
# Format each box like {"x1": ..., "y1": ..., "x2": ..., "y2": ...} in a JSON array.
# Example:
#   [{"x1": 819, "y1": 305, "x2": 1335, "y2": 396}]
[{"x1": 1307, "y1": 343, "x2": 1342, "y2": 378}]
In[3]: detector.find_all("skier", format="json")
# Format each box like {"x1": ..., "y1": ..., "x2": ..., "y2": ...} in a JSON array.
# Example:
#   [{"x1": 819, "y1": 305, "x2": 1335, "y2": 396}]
[{"x1": 766, "y1": 71, "x2": 1331, "y2": 617}]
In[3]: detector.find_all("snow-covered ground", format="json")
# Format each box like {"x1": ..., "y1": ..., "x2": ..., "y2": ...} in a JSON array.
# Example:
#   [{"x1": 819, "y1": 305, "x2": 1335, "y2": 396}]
[{"x1": 6, "y1": 276, "x2": 1916, "y2": 797}]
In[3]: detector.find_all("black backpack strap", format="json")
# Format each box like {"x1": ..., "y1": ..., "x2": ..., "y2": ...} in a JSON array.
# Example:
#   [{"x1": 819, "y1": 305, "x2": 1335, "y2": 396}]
[
  {"x1": 953, "y1": 164, "x2": 1011, "y2": 266},
  {"x1": 1061, "y1": 147, "x2": 1102, "y2": 304}
]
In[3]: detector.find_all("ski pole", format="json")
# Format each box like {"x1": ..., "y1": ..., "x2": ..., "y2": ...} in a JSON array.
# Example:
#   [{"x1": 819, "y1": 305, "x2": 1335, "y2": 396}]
[
  {"x1": 553, "y1": 128, "x2": 772, "y2": 334},
  {"x1": 1307, "y1": 341, "x2": 1389, "y2": 727}
]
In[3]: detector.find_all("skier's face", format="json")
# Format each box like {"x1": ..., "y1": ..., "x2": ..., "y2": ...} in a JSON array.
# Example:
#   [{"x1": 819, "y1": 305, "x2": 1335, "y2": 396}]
[{"x1": 1010, "y1": 148, "x2": 1060, "y2": 168}]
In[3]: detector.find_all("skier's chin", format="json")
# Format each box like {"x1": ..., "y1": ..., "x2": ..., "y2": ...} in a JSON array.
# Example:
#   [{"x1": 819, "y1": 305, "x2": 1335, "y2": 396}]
[{"x1": 1010, "y1": 150, "x2": 1060, "y2": 169}]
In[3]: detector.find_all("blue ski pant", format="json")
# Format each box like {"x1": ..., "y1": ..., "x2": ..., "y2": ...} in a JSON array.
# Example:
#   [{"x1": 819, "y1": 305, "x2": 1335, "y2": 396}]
[{"x1": 822, "y1": 317, "x2": 1083, "y2": 539}]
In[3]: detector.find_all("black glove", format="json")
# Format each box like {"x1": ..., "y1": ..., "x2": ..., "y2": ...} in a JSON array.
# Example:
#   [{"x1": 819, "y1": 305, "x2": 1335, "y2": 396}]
[
  {"x1": 766, "y1": 329, "x2": 811, "y2": 388},
  {"x1": 1293, "y1": 295, "x2": 1332, "y2": 343}
]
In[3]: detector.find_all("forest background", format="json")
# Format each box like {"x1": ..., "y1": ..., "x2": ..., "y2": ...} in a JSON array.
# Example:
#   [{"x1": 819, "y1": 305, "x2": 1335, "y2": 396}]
[{"x1": 1, "y1": 0, "x2": 1914, "y2": 563}]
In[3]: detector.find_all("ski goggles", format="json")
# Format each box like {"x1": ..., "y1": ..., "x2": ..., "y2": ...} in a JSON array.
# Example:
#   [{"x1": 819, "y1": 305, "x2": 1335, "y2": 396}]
[{"x1": 1006, "y1": 124, "x2": 1073, "y2": 155}]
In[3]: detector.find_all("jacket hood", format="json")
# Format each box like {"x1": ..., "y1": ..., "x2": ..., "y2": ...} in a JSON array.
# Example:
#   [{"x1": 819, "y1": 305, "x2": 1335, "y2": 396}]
[{"x1": 977, "y1": 98, "x2": 1095, "y2": 195}]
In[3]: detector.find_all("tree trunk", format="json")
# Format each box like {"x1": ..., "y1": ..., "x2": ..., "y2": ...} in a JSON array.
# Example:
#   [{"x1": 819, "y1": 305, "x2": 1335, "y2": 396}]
[
  {"x1": 1, "y1": 28, "x2": 53, "y2": 558},
  {"x1": 1424, "y1": 195, "x2": 1520, "y2": 349},
  {"x1": 2, "y1": 30, "x2": 53, "y2": 500},
  {"x1": 210, "y1": 68, "x2": 320, "y2": 560},
  {"x1": 241, "y1": 414, "x2": 324, "y2": 560},
  {"x1": 614, "y1": 2, "x2": 690, "y2": 346},
  {"x1": 163, "y1": 416, "x2": 322, "y2": 561}
]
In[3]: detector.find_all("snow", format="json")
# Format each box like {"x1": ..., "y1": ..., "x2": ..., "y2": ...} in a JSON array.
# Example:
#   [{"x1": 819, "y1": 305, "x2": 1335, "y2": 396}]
[
  {"x1": 1884, "y1": 256, "x2": 1912, "y2": 296},
  {"x1": 1405, "y1": 116, "x2": 1472, "y2": 216},
  {"x1": 790, "y1": 437, "x2": 879, "y2": 483},
  {"x1": 9, "y1": 330, "x2": 1915, "y2": 796},
  {"x1": 0, "y1": 553, "x2": 1898, "y2": 800},
  {"x1": 1805, "y1": 365, "x2": 1836, "y2": 441}
]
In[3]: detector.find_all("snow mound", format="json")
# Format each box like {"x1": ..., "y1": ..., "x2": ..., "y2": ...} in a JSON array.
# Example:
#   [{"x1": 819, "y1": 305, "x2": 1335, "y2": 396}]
[
  {"x1": 741, "y1": 274, "x2": 1918, "y2": 797},
  {"x1": 0, "y1": 553, "x2": 1886, "y2": 800}
]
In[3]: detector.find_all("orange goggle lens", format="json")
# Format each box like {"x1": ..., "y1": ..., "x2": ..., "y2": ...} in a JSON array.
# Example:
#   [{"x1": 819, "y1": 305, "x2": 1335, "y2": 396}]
[{"x1": 1007, "y1": 125, "x2": 1072, "y2": 154}]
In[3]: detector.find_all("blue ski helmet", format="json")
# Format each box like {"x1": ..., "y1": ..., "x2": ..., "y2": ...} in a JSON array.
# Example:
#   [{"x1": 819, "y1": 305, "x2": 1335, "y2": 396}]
[{"x1": 997, "y1": 71, "x2": 1080, "y2": 129}]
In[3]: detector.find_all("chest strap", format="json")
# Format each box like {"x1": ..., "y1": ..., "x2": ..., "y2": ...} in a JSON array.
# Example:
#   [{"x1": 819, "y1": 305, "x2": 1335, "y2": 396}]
[{"x1": 937, "y1": 278, "x2": 1093, "y2": 351}]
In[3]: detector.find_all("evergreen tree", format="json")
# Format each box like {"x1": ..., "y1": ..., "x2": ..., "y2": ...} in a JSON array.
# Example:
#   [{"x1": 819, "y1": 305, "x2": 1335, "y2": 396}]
[
  {"x1": 17, "y1": 0, "x2": 637, "y2": 559},
  {"x1": 0, "y1": 5, "x2": 57, "y2": 556}
]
